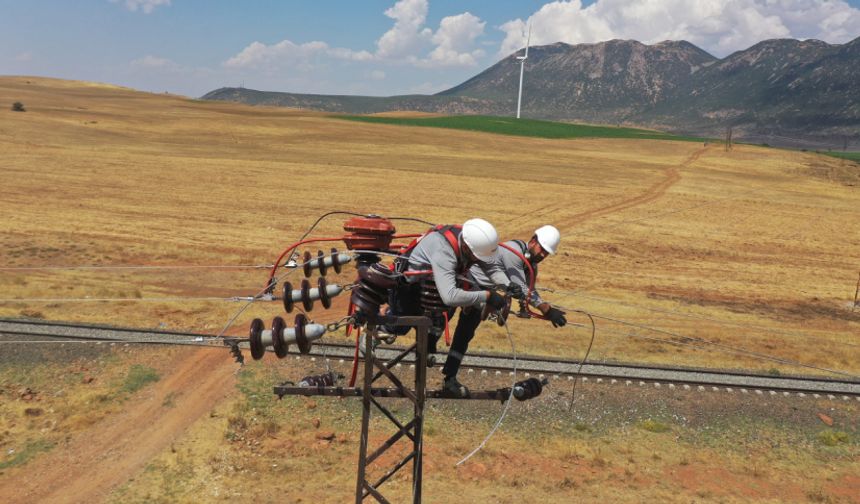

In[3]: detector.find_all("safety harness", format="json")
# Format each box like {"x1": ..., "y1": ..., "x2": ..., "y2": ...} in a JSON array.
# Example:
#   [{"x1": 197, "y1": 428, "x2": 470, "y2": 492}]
[
  {"x1": 396, "y1": 223, "x2": 477, "y2": 294},
  {"x1": 400, "y1": 224, "x2": 461, "y2": 258},
  {"x1": 511, "y1": 239, "x2": 537, "y2": 284}
]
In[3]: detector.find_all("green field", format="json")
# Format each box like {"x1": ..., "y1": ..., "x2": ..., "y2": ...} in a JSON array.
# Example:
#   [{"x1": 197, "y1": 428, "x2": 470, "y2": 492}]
[
  {"x1": 820, "y1": 150, "x2": 860, "y2": 162},
  {"x1": 338, "y1": 114, "x2": 708, "y2": 142}
]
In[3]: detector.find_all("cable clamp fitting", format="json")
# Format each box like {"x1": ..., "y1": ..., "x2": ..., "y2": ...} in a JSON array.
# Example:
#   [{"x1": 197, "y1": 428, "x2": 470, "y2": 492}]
[{"x1": 326, "y1": 316, "x2": 356, "y2": 333}]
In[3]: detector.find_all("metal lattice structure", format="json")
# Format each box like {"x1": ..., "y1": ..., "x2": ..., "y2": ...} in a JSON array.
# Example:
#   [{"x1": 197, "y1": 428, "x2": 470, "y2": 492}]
[{"x1": 274, "y1": 315, "x2": 516, "y2": 503}]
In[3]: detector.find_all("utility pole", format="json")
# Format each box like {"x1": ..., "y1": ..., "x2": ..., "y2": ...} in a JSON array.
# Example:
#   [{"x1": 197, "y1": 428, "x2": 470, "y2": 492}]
[
  {"x1": 725, "y1": 127, "x2": 733, "y2": 151},
  {"x1": 853, "y1": 271, "x2": 860, "y2": 311}
]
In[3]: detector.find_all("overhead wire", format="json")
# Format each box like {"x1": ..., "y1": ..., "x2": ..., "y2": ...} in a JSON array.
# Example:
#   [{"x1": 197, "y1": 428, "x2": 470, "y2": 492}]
[
  {"x1": 219, "y1": 210, "x2": 377, "y2": 340},
  {"x1": 0, "y1": 264, "x2": 273, "y2": 271},
  {"x1": 512, "y1": 148, "x2": 858, "y2": 379},
  {"x1": 456, "y1": 312, "x2": 517, "y2": 467},
  {"x1": 545, "y1": 288, "x2": 860, "y2": 349},
  {"x1": 219, "y1": 211, "x2": 360, "y2": 339},
  {"x1": 0, "y1": 296, "x2": 248, "y2": 303},
  {"x1": 0, "y1": 338, "x2": 209, "y2": 346},
  {"x1": 551, "y1": 302, "x2": 859, "y2": 379}
]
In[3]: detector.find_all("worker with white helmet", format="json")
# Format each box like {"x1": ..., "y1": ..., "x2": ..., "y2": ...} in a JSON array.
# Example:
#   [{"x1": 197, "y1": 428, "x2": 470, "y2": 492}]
[
  {"x1": 442, "y1": 225, "x2": 566, "y2": 392},
  {"x1": 387, "y1": 218, "x2": 521, "y2": 397}
]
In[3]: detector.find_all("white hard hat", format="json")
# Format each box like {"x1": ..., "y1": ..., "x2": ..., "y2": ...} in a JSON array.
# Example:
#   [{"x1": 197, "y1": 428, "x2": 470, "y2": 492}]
[
  {"x1": 462, "y1": 218, "x2": 500, "y2": 262},
  {"x1": 534, "y1": 225, "x2": 560, "y2": 255}
]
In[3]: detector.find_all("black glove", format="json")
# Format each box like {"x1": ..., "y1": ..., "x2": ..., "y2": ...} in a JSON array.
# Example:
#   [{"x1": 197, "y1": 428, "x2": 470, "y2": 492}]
[
  {"x1": 486, "y1": 290, "x2": 506, "y2": 311},
  {"x1": 505, "y1": 283, "x2": 524, "y2": 300},
  {"x1": 546, "y1": 307, "x2": 567, "y2": 328}
]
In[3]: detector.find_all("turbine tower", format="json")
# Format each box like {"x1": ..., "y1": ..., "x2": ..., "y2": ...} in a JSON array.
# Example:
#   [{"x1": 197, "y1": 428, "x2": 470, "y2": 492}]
[{"x1": 515, "y1": 22, "x2": 531, "y2": 119}]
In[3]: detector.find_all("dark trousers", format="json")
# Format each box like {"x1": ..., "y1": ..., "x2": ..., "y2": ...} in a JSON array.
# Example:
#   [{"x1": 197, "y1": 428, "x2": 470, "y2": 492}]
[
  {"x1": 442, "y1": 306, "x2": 483, "y2": 378},
  {"x1": 386, "y1": 281, "x2": 452, "y2": 354}
]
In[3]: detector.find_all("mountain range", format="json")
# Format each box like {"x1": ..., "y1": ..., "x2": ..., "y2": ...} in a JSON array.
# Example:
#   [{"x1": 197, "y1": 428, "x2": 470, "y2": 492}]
[{"x1": 202, "y1": 37, "x2": 860, "y2": 147}]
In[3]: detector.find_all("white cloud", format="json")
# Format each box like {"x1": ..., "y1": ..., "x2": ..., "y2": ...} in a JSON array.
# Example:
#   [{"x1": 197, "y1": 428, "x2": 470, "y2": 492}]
[
  {"x1": 224, "y1": 0, "x2": 488, "y2": 71},
  {"x1": 425, "y1": 12, "x2": 486, "y2": 66},
  {"x1": 370, "y1": 70, "x2": 387, "y2": 80},
  {"x1": 131, "y1": 55, "x2": 177, "y2": 69},
  {"x1": 376, "y1": 0, "x2": 433, "y2": 60},
  {"x1": 15, "y1": 52, "x2": 32, "y2": 62},
  {"x1": 223, "y1": 39, "x2": 372, "y2": 70},
  {"x1": 111, "y1": 0, "x2": 171, "y2": 14},
  {"x1": 498, "y1": 0, "x2": 860, "y2": 57}
]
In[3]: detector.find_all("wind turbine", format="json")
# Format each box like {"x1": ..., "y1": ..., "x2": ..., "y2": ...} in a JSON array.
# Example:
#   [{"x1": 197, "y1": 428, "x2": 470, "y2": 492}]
[{"x1": 515, "y1": 22, "x2": 531, "y2": 119}]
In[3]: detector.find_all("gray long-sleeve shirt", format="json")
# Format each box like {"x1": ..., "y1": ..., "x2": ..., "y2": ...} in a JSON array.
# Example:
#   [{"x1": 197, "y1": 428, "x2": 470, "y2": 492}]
[
  {"x1": 467, "y1": 240, "x2": 545, "y2": 308},
  {"x1": 406, "y1": 231, "x2": 510, "y2": 307}
]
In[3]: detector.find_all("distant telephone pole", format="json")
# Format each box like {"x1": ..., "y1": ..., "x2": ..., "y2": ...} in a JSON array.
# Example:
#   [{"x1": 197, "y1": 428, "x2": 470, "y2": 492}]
[
  {"x1": 854, "y1": 271, "x2": 860, "y2": 311},
  {"x1": 724, "y1": 127, "x2": 733, "y2": 151}
]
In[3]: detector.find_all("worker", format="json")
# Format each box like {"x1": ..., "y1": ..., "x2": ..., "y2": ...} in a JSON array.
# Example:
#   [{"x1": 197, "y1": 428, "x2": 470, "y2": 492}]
[
  {"x1": 387, "y1": 218, "x2": 522, "y2": 396},
  {"x1": 442, "y1": 225, "x2": 567, "y2": 396}
]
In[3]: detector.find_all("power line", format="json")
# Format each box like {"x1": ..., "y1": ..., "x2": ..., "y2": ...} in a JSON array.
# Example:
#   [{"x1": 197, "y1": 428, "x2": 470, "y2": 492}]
[
  {"x1": 545, "y1": 288, "x2": 860, "y2": 349},
  {"x1": 0, "y1": 296, "x2": 242, "y2": 303},
  {"x1": 551, "y1": 304, "x2": 858, "y2": 379},
  {"x1": 0, "y1": 264, "x2": 273, "y2": 271}
]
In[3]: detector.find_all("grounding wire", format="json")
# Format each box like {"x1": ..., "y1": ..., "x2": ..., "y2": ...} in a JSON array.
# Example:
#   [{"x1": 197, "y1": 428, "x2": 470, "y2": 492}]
[
  {"x1": 566, "y1": 311, "x2": 596, "y2": 413},
  {"x1": 456, "y1": 312, "x2": 517, "y2": 467},
  {"x1": 552, "y1": 303, "x2": 859, "y2": 379}
]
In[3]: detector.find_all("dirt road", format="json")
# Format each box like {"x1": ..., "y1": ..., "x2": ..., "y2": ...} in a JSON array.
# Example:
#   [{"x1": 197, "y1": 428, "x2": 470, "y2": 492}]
[
  {"x1": 558, "y1": 146, "x2": 706, "y2": 230},
  {"x1": 0, "y1": 348, "x2": 237, "y2": 503}
]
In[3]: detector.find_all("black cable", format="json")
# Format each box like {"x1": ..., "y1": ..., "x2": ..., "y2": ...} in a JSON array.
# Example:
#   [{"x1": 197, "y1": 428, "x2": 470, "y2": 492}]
[
  {"x1": 385, "y1": 216, "x2": 435, "y2": 227},
  {"x1": 281, "y1": 210, "x2": 366, "y2": 267},
  {"x1": 567, "y1": 311, "x2": 596, "y2": 413}
]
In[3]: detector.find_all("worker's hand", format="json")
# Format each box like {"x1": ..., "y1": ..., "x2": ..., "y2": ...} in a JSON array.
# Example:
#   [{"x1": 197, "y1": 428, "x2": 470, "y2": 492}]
[
  {"x1": 486, "y1": 290, "x2": 506, "y2": 310},
  {"x1": 505, "y1": 283, "x2": 524, "y2": 300},
  {"x1": 546, "y1": 307, "x2": 567, "y2": 328}
]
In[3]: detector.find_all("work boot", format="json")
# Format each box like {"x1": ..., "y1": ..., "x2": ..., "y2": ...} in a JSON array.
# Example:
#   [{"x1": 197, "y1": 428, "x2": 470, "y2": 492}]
[{"x1": 441, "y1": 375, "x2": 470, "y2": 398}]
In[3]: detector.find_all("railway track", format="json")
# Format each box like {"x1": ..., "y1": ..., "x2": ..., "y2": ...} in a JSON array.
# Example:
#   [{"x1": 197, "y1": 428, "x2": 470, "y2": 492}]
[{"x1": 2, "y1": 318, "x2": 859, "y2": 399}]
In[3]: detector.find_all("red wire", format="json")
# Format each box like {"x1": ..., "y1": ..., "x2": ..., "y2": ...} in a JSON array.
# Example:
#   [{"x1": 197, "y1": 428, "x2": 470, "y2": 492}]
[
  {"x1": 443, "y1": 310, "x2": 451, "y2": 346},
  {"x1": 348, "y1": 325, "x2": 361, "y2": 387},
  {"x1": 499, "y1": 242, "x2": 547, "y2": 320},
  {"x1": 269, "y1": 230, "x2": 434, "y2": 386},
  {"x1": 403, "y1": 270, "x2": 433, "y2": 277},
  {"x1": 346, "y1": 300, "x2": 362, "y2": 387},
  {"x1": 266, "y1": 233, "x2": 423, "y2": 289}
]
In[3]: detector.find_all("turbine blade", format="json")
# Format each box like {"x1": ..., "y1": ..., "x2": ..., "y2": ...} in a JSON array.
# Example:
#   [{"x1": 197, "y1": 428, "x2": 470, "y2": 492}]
[{"x1": 525, "y1": 22, "x2": 531, "y2": 58}]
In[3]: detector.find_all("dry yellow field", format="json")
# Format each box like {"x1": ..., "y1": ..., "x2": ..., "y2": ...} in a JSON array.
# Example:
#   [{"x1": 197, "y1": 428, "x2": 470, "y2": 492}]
[
  {"x1": 1, "y1": 77, "x2": 859, "y2": 503},
  {"x1": 1, "y1": 76, "x2": 858, "y2": 375}
]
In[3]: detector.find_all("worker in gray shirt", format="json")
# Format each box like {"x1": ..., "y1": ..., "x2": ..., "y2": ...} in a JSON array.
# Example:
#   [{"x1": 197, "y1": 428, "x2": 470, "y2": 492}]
[
  {"x1": 443, "y1": 225, "x2": 567, "y2": 390},
  {"x1": 388, "y1": 218, "x2": 521, "y2": 397}
]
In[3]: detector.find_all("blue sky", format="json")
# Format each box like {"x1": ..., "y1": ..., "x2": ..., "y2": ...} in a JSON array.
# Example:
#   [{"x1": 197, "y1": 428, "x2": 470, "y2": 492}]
[{"x1": 1, "y1": 0, "x2": 859, "y2": 97}]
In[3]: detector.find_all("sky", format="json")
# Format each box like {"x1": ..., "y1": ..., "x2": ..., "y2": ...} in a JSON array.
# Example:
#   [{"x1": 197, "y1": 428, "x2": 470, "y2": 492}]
[{"x1": 1, "y1": 0, "x2": 859, "y2": 97}]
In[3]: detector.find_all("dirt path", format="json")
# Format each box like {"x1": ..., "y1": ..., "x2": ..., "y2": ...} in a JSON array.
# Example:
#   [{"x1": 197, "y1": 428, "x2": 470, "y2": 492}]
[
  {"x1": 551, "y1": 145, "x2": 707, "y2": 232},
  {"x1": 0, "y1": 348, "x2": 237, "y2": 504}
]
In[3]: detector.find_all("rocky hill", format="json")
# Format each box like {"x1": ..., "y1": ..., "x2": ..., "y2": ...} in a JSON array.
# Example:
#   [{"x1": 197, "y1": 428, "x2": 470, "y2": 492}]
[{"x1": 202, "y1": 37, "x2": 860, "y2": 146}]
